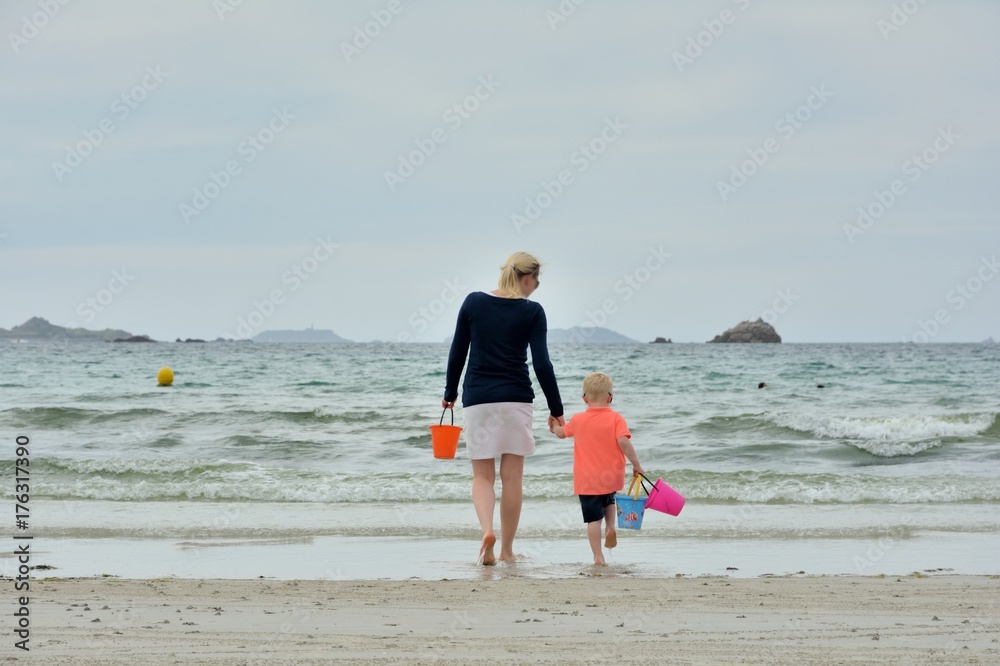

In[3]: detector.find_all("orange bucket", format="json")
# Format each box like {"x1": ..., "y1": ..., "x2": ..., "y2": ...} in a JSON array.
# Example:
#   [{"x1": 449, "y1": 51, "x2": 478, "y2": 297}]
[{"x1": 430, "y1": 408, "x2": 461, "y2": 459}]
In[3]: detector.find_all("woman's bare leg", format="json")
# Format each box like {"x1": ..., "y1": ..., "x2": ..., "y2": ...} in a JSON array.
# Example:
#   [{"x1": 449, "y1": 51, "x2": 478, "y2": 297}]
[
  {"x1": 471, "y1": 458, "x2": 497, "y2": 565},
  {"x1": 498, "y1": 453, "x2": 524, "y2": 561}
]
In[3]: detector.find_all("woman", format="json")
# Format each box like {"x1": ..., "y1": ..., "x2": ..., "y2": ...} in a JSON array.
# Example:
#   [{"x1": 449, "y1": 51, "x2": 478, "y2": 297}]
[{"x1": 442, "y1": 251, "x2": 564, "y2": 565}]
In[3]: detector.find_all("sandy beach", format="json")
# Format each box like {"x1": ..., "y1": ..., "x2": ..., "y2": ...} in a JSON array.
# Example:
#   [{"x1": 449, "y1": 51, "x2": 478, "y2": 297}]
[{"x1": 14, "y1": 574, "x2": 998, "y2": 664}]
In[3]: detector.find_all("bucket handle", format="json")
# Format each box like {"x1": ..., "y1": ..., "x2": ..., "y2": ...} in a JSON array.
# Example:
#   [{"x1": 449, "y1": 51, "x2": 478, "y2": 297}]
[
  {"x1": 627, "y1": 474, "x2": 652, "y2": 500},
  {"x1": 631, "y1": 472, "x2": 656, "y2": 496},
  {"x1": 439, "y1": 407, "x2": 455, "y2": 426}
]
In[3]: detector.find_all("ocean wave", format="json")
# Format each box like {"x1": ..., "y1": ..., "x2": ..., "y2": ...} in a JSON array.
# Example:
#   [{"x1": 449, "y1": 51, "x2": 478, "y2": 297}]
[
  {"x1": 986, "y1": 413, "x2": 1000, "y2": 437},
  {"x1": 40, "y1": 522, "x2": 996, "y2": 542},
  {"x1": 764, "y1": 411, "x2": 997, "y2": 445},
  {"x1": 0, "y1": 405, "x2": 385, "y2": 429},
  {"x1": 845, "y1": 439, "x2": 944, "y2": 458},
  {"x1": 16, "y1": 459, "x2": 1000, "y2": 504},
  {"x1": 695, "y1": 414, "x2": 809, "y2": 438},
  {"x1": 1, "y1": 406, "x2": 170, "y2": 428}
]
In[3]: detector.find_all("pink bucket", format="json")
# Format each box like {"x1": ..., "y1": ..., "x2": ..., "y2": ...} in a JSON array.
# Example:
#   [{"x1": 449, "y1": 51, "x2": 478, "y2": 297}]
[{"x1": 645, "y1": 478, "x2": 685, "y2": 516}]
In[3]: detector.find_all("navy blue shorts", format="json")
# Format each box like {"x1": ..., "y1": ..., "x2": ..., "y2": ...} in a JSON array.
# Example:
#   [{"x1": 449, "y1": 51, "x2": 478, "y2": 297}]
[{"x1": 578, "y1": 493, "x2": 616, "y2": 523}]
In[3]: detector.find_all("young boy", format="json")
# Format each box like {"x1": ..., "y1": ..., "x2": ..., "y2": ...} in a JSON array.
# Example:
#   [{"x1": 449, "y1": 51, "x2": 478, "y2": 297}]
[{"x1": 550, "y1": 372, "x2": 644, "y2": 566}]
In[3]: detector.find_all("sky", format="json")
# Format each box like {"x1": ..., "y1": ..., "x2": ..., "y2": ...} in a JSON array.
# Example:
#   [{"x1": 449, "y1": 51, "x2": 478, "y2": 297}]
[{"x1": 1, "y1": 0, "x2": 998, "y2": 343}]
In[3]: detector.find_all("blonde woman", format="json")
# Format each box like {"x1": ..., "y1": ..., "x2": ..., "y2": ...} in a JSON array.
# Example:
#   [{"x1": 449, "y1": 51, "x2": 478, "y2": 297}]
[{"x1": 442, "y1": 251, "x2": 564, "y2": 565}]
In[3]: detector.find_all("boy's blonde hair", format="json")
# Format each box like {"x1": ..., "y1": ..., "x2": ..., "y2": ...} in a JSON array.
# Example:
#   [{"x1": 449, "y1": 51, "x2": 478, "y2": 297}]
[
  {"x1": 582, "y1": 372, "x2": 613, "y2": 401},
  {"x1": 497, "y1": 251, "x2": 541, "y2": 299}
]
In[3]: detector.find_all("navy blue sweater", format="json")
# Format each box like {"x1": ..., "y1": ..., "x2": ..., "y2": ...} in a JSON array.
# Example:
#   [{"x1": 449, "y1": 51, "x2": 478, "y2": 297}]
[{"x1": 444, "y1": 292, "x2": 563, "y2": 417}]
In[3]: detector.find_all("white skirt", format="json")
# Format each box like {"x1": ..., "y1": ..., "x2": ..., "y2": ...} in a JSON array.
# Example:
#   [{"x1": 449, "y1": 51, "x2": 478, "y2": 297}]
[{"x1": 462, "y1": 402, "x2": 535, "y2": 460}]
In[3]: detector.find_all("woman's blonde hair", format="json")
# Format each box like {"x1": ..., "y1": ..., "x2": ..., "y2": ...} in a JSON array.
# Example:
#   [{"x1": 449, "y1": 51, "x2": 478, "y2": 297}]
[{"x1": 497, "y1": 251, "x2": 541, "y2": 299}]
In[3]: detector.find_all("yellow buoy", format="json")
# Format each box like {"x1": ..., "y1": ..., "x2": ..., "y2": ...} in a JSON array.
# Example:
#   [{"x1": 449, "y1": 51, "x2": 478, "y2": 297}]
[{"x1": 157, "y1": 366, "x2": 174, "y2": 386}]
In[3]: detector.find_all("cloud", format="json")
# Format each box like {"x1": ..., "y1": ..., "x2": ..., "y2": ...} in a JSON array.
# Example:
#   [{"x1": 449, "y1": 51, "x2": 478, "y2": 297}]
[{"x1": 1, "y1": 0, "x2": 997, "y2": 342}]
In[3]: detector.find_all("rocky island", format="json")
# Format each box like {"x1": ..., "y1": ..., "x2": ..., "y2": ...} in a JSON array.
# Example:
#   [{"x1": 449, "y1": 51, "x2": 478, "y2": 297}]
[
  {"x1": 708, "y1": 318, "x2": 781, "y2": 343},
  {"x1": 546, "y1": 327, "x2": 638, "y2": 344},
  {"x1": 111, "y1": 335, "x2": 155, "y2": 343},
  {"x1": 253, "y1": 327, "x2": 351, "y2": 343},
  {"x1": 0, "y1": 317, "x2": 142, "y2": 341}
]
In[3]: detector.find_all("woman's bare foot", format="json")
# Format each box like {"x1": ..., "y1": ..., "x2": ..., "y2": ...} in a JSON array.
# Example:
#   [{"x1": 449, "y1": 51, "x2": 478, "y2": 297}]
[
  {"x1": 498, "y1": 550, "x2": 517, "y2": 563},
  {"x1": 478, "y1": 533, "x2": 497, "y2": 566},
  {"x1": 604, "y1": 529, "x2": 617, "y2": 549}
]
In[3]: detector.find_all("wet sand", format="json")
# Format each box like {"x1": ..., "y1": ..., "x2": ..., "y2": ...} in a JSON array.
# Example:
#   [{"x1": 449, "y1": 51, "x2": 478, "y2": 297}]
[{"x1": 15, "y1": 574, "x2": 999, "y2": 664}]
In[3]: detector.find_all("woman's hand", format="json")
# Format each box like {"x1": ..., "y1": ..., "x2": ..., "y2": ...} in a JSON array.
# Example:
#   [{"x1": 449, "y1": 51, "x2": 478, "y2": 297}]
[
  {"x1": 442, "y1": 399, "x2": 455, "y2": 409},
  {"x1": 547, "y1": 414, "x2": 565, "y2": 430}
]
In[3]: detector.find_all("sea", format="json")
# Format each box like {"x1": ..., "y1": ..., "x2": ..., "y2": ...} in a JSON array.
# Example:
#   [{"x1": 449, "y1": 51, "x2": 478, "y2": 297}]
[{"x1": 1, "y1": 340, "x2": 998, "y2": 580}]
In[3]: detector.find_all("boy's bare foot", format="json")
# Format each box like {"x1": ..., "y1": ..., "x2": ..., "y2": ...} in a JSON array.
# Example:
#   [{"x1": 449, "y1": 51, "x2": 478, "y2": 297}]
[
  {"x1": 604, "y1": 529, "x2": 617, "y2": 549},
  {"x1": 478, "y1": 533, "x2": 496, "y2": 566},
  {"x1": 594, "y1": 556, "x2": 607, "y2": 566}
]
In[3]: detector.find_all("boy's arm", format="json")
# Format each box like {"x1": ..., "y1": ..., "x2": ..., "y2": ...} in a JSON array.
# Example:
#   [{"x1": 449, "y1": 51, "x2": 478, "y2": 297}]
[
  {"x1": 550, "y1": 422, "x2": 567, "y2": 438},
  {"x1": 617, "y1": 436, "x2": 644, "y2": 475}
]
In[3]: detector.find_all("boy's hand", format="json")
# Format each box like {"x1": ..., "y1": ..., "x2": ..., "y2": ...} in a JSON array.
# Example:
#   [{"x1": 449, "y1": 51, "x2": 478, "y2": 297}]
[{"x1": 633, "y1": 465, "x2": 645, "y2": 476}]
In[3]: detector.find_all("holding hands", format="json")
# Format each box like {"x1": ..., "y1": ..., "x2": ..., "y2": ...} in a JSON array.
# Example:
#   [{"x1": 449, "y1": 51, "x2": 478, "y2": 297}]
[{"x1": 547, "y1": 414, "x2": 564, "y2": 432}]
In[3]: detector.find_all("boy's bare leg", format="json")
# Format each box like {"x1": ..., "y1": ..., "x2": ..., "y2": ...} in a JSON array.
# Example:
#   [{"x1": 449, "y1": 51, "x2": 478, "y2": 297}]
[
  {"x1": 471, "y1": 458, "x2": 497, "y2": 565},
  {"x1": 498, "y1": 454, "x2": 524, "y2": 561},
  {"x1": 604, "y1": 504, "x2": 617, "y2": 549},
  {"x1": 587, "y1": 520, "x2": 606, "y2": 565}
]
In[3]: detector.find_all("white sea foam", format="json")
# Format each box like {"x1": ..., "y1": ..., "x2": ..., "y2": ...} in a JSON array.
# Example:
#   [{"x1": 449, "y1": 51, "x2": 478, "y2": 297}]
[
  {"x1": 765, "y1": 412, "x2": 995, "y2": 446},
  {"x1": 847, "y1": 439, "x2": 944, "y2": 457},
  {"x1": 36, "y1": 464, "x2": 1000, "y2": 504}
]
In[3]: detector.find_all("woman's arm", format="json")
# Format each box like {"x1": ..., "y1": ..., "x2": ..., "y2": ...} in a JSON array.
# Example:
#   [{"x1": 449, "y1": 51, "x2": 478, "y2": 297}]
[
  {"x1": 443, "y1": 299, "x2": 471, "y2": 407},
  {"x1": 528, "y1": 307, "x2": 564, "y2": 418}
]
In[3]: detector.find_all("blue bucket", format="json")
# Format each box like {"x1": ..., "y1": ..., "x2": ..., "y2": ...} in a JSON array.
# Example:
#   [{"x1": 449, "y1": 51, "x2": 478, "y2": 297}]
[{"x1": 614, "y1": 494, "x2": 645, "y2": 530}]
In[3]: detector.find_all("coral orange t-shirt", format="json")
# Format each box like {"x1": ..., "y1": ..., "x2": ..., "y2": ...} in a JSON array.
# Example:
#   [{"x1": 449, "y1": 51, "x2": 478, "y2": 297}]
[{"x1": 563, "y1": 406, "x2": 630, "y2": 495}]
